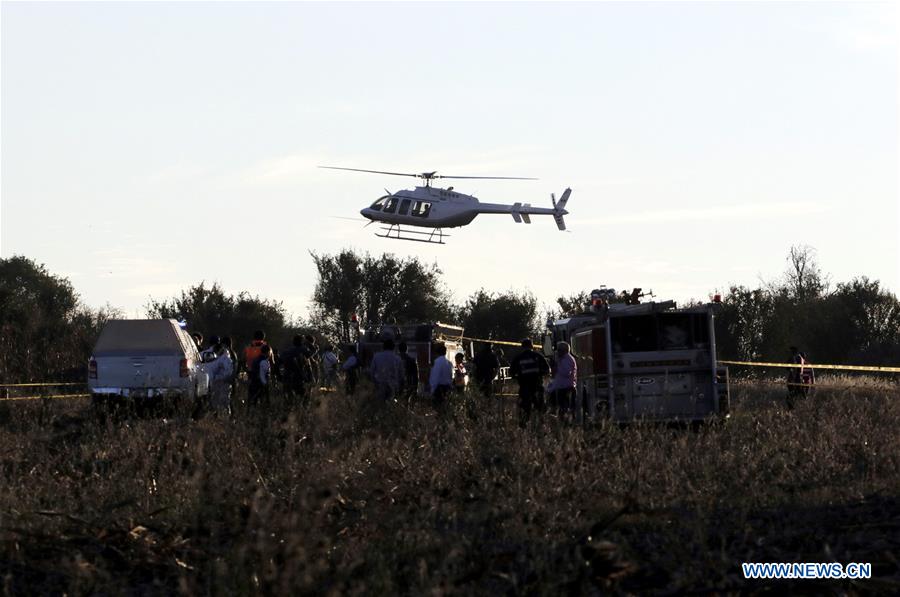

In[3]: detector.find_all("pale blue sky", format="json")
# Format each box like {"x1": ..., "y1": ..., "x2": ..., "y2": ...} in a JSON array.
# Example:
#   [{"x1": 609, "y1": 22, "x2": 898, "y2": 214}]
[{"x1": 2, "y1": 1, "x2": 897, "y2": 319}]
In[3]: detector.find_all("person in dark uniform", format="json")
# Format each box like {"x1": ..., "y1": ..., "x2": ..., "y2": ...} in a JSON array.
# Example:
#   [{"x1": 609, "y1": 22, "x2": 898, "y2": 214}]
[
  {"x1": 473, "y1": 342, "x2": 501, "y2": 397},
  {"x1": 398, "y1": 342, "x2": 419, "y2": 403},
  {"x1": 509, "y1": 338, "x2": 550, "y2": 427},
  {"x1": 279, "y1": 335, "x2": 309, "y2": 403}
]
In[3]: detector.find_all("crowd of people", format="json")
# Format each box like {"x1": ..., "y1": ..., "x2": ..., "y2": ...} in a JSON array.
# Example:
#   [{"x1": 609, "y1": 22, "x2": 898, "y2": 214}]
[{"x1": 187, "y1": 329, "x2": 581, "y2": 426}]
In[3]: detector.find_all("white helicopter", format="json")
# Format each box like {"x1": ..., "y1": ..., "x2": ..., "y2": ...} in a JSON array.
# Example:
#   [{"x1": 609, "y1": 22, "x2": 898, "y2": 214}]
[{"x1": 321, "y1": 166, "x2": 572, "y2": 244}]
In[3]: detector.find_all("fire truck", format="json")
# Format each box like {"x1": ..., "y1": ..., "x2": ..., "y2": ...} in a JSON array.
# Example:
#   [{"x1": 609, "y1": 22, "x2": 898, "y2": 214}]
[
  {"x1": 354, "y1": 322, "x2": 466, "y2": 388},
  {"x1": 545, "y1": 288, "x2": 729, "y2": 422}
]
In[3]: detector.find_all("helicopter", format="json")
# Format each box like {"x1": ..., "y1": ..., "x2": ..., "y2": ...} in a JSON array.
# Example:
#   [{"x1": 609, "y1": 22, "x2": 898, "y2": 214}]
[{"x1": 320, "y1": 166, "x2": 572, "y2": 244}]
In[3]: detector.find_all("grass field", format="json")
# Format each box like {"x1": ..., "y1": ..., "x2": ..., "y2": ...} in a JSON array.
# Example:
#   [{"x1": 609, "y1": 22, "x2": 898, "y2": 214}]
[{"x1": 1, "y1": 378, "x2": 898, "y2": 595}]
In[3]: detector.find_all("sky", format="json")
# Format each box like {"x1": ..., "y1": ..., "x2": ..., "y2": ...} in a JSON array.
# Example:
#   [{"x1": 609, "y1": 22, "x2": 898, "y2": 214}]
[{"x1": 2, "y1": 1, "x2": 898, "y2": 321}]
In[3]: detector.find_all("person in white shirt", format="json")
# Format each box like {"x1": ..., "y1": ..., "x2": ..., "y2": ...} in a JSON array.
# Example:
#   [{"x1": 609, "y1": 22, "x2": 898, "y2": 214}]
[
  {"x1": 369, "y1": 339, "x2": 403, "y2": 402},
  {"x1": 429, "y1": 343, "x2": 454, "y2": 406},
  {"x1": 546, "y1": 341, "x2": 577, "y2": 419},
  {"x1": 322, "y1": 345, "x2": 339, "y2": 389},
  {"x1": 205, "y1": 340, "x2": 234, "y2": 415}
]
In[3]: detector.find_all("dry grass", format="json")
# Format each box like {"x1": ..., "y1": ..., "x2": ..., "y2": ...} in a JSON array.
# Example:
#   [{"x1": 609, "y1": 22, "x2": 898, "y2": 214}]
[{"x1": 1, "y1": 380, "x2": 899, "y2": 595}]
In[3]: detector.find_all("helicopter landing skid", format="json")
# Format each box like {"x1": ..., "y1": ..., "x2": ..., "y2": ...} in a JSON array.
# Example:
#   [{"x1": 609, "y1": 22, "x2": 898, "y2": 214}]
[{"x1": 376, "y1": 224, "x2": 449, "y2": 244}]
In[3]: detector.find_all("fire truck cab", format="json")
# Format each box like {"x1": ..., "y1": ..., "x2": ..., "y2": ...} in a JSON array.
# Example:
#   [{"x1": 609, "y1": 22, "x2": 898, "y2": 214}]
[{"x1": 546, "y1": 289, "x2": 729, "y2": 422}]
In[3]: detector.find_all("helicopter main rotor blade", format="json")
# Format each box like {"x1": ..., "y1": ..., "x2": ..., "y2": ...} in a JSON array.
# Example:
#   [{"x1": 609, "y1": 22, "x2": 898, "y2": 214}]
[
  {"x1": 434, "y1": 175, "x2": 538, "y2": 180},
  {"x1": 319, "y1": 166, "x2": 420, "y2": 178},
  {"x1": 320, "y1": 166, "x2": 538, "y2": 181}
]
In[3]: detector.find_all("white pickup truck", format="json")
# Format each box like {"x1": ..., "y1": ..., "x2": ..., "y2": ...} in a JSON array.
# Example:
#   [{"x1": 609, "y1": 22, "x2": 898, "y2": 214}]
[{"x1": 88, "y1": 319, "x2": 209, "y2": 404}]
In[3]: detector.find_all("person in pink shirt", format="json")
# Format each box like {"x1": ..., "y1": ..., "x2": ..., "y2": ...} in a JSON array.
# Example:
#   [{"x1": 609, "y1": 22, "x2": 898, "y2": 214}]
[{"x1": 547, "y1": 341, "x2": 577, "y2": 418}]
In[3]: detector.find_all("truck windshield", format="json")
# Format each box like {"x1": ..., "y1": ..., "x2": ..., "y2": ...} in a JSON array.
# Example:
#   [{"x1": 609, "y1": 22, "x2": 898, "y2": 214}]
[{"x1": 611, "y1": 313, "x2": 710, "y2": 352}]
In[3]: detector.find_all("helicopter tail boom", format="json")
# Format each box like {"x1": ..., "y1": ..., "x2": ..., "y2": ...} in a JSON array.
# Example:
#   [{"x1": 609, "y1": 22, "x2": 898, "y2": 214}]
[{"x1": 479, "y1": 187, "x2": 572, "y2": 230}]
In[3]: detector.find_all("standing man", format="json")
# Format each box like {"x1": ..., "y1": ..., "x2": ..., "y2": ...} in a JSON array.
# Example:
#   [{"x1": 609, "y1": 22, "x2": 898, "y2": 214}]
[
  {"x1": 341, "y1": 345, "x2": 361, "y2": 396},
  {"x1": 205, "y1": 338, "x2": 234, "y2": 416},
  {"x1": 547, "y1": 341, "x2": 578, "y2": 420},
  {"x1": 243, "y1": 330, "x2": 269, "y2": 372},
  {"x1": 786, "y1": 346, "x2": 805, "y2": 409},
  {"x1": 428, "y1": 343, "x2": 453, "y2": 408},
  {"x1": 221, "y1": 336, "x2": 239, "y2": 409},
  {"x1": 473, "y1": 343, "x2": 500, "y2": 397},
  {"x1": 369, "y1": 339, "x2": 403, "y2": 402},
  {"x1": 509, "y1": 338, "x2": 550, "y2": 427},
  {"x1": 398, "y1": 342, "x2": 420, "y2": 402},
  {"x1": 302, "y1": 335, "x2": 320, "y2": 389},
  {"x1": 280, "y1": 335, "x2": 308, "y2": 402},
  {"x1": 453, "y1": 353, "x2": 469, "y2": 394},
  {"x1": 322, "y1": 345, "x2": 339, "y2": 389},
  {"x1": 248, "y1": 344, "x2": 272, "y2": 407}
]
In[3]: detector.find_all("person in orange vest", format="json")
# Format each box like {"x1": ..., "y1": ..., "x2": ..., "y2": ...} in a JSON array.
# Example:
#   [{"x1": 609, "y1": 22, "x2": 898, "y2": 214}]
[
  {"x1": 243, "y1": 330, "x2": 272, "y2": 378},
  {"x1": 786, "y1": 346, "x2": 808, "y2": 409}
]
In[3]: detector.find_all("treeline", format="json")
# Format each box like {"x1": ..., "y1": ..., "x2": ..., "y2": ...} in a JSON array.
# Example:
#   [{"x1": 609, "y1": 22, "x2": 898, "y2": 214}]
[
  {"x1": 716, "y1": 247, "x2": 900, "y2": 366},
  {"x1": 2, "y1": 246, "x2": 898, "y2": 381}
]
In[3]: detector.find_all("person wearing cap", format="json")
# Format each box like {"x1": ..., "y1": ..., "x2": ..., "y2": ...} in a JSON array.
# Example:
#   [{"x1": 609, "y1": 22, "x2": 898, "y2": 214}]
[
  {"x1": 509, "y1": 338, "x2": 550, "y2": 427},
  {"x1": 547, "y1": 341, "x2": 578, "y2": 420}
]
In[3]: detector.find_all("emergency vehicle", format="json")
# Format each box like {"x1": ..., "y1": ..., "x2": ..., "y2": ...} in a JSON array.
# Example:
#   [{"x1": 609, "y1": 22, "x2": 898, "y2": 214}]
[
  {"x1": 354, "y1": 322, "x2": 467, "y2": 388},
  {"x1": 545, "y1": 288, "x2": 729, "y2": 422}
]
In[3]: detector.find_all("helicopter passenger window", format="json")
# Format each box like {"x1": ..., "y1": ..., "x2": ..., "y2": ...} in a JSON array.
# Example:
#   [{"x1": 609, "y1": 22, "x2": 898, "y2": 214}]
[
  {"x1": 382, "y1": 197, "x2": 398, "y2": 214},
  {"x1": 411, "y1": 201, "x2": 432, "y2": 217},
  {"x1": 398, "y1": 199, "x2": 411, "y2": 215}
]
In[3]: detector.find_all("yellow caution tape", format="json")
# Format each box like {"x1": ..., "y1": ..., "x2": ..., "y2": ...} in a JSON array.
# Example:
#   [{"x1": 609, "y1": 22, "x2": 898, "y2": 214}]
[
  {"x1": 459, "y1": 335, "x2": 538, "y2": 348},
  {"x1": 0, "y1": 382, "x2": 85, "y2": 388},
  {"x1": 0, "y1": 393, "x2": 91, "y2": 401},
  {"x1": 719, "y1": 360, "x2": 900, "y2": 373}
]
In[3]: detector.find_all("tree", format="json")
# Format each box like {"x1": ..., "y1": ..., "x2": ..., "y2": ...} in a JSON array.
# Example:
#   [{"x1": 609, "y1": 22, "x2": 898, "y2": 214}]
[
  {"x1": 309, "y1": 250, "x2": 454, "y2": 342},
  {"x1": 460, "y1": 289, "x2": 541, "y2": 345},
  {"x1": 146, "y1": 282, "x2": 292, "y2": 349},
  {"x1": 783, "y1": 244, "x2": 828, "y2": 301},
  {"x1": 826, "y1": 277, "x2": 900, "y2": 364},
  {"x1": 716, "y1": 285, "x2": 775, "y2": 361},
  {"x1": 0, "y1": 256, "x2": 114, "y2": 381},
  {"x1": 547, "y1": 290, "x2": 592, "y2": 322}
]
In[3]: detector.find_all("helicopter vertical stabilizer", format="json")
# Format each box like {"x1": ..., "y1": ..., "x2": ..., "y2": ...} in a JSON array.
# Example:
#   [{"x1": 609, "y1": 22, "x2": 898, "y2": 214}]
[{"x1": 553, "y1": 188, "x2": 571, "y2": 231}]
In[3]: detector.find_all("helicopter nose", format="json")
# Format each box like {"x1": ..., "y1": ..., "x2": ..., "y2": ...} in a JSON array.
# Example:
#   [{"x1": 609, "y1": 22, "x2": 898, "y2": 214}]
[{"x1": 360, "y1": 208, "x2": 371, "y2": 219}]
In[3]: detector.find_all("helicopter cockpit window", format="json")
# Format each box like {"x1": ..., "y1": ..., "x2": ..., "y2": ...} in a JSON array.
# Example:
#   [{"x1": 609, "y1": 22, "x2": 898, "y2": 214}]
[
  {"x1": 411, "y1": 201, "x2": 432, "y2": 217},
  {"x1": 381, "y1": 197, "x2": 398, "y2": 214},
  {"x1": 370, "y1": 196, "x2": 389, "y2": 211}
]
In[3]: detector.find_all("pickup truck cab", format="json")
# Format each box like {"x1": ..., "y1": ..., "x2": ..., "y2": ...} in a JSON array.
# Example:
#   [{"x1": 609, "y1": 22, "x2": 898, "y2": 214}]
[{"x1": 88, "y1": 319, "x2": 209, "y2": 404}]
